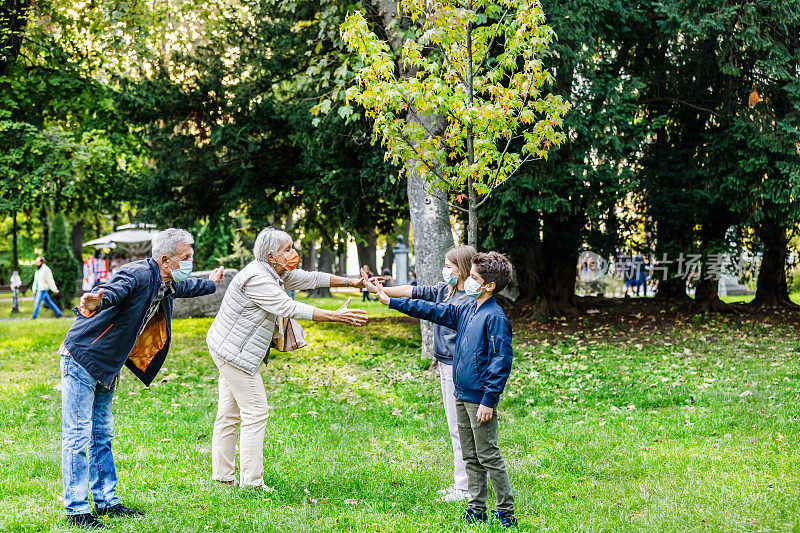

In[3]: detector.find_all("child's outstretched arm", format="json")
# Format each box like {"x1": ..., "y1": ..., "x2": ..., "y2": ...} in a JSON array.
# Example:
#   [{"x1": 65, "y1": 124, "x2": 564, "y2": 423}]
[
  {"x1": 361, "y1": 274, "x2": 460, "y2": 330},
  {"x1": 360, "y1": 268, "x2": 413, "y2": 298}
]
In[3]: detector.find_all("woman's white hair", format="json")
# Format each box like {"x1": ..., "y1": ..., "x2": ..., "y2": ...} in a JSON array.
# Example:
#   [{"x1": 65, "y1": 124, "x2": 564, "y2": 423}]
[
  {"x1": 151, "y1": 228, "x2": 194, "y2": 259},
  {"x1": 254, "y1": 227, "x2": 292, "y2": 262}
]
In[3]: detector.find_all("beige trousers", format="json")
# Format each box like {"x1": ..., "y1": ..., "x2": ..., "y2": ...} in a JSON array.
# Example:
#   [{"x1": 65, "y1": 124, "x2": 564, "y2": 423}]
[
  {"x1": 211, "y1": 354, "x2": 269, "y2": 487},
  {"x1": 438, "y1": 362, "x2": 469, "y2": 491}
]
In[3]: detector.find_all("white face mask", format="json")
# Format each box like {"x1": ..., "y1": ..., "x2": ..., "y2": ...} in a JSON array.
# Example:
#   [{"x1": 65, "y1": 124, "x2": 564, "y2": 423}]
[
  {"x1": 464, "y1": 276, "x2": 485, "y2": 298},
  {"x1": 442, "y1": 266, "x2": 458, "y2": 285}
]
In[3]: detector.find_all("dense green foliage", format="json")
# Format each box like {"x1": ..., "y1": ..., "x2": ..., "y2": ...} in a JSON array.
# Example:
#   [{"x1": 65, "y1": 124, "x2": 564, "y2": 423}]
[
  {"x1": 342, "y1": 0, "x2": 571, "y2": 247},
  {"x1": 481, "y1": 0, "x2": 800, "y2": 312},
  {"x1": 114, "y1": 0, "x2": 405, "y2": 250},
  {"x1": 2, "y1": 0, "x2": 799, "y2": 311},
  {"x1": 44, "y1": 213, "x2": 80, "y2": 309}
]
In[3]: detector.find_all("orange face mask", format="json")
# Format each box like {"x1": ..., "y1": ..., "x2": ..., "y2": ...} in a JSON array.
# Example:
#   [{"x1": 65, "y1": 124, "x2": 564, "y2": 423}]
[{"x1": 279, "y1": 249, "x2": 299, "y2": 271}]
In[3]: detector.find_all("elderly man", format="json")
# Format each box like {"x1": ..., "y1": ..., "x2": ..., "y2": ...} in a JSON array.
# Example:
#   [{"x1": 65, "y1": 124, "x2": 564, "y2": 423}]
[
  {"x1": 58, "y1": 228, "x2": 224, "y2": 529},
  {"x1": 31, "y1": 256, "x2": 63, "y2": 319}
]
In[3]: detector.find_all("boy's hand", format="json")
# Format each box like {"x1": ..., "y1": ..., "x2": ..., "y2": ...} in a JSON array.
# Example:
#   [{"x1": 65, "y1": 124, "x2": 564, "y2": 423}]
[
  {"x1": 359, "y1": 268, "x2": 385, "y2": 294},
  {"x1": 360, "y1": 271, "x2": 389, "y2": 305},
  {"x1": 476, "y1": 404, "x2": 494, "y2": 424},
  {"x1": 352, "y1": 275, "x2": 385, "y2": 289}
]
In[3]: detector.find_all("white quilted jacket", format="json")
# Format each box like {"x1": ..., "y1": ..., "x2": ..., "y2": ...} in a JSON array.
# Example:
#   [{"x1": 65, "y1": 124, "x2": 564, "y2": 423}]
[{"x1": 206, "y1": 261, "x2": 331, "y2": 374}]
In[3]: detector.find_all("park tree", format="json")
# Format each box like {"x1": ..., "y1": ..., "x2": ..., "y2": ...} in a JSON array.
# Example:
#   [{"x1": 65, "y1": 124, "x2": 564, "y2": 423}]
[
  {"x1": 47, "y1": 213, "x2": 80, "y2": 309},
  {"x1": 341, "y1": 0, "x2": 569, "y2": 249},
  {"x1": 478, "y1": 0, "x2": 645, "y2": 316},
  {"x1": 629, "y1": 0, "x2": 800, "y2": 311},
  {"x1": 0, "y1": 0, "x2": 138, "y2": 285},
  {"x1": 117, "y1": 0, "x2": 405, "y2": 234}
]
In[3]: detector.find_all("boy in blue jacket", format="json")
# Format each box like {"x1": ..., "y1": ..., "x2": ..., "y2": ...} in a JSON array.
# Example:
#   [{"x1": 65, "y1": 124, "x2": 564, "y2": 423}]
[{"x1": 363, "y1": 251, "x2": 517, "y2": 528}]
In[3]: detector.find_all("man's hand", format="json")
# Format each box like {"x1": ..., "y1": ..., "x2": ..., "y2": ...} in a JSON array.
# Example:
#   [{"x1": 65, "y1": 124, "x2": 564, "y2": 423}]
[
  {"x1": 209, "y1": 266, "x2": 225, "y2": 284},
  {"x1": 360, "y1": 271, "x2": 389, "y2": 305},
  {"x1": 333, "y1": 297, "x2": 368, "y2": 326},
  {"x1": 79, "y1": 289, "x2": 105, "y2": 313},
  {"x1": 476, "y1": 404, "x2": 494, "y2": 424}
]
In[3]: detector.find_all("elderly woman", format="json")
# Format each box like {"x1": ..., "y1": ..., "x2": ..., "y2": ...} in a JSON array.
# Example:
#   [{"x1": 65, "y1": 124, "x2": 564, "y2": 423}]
[{"x1": 206, "y1": 227, "x2": 368, "y2": 487}]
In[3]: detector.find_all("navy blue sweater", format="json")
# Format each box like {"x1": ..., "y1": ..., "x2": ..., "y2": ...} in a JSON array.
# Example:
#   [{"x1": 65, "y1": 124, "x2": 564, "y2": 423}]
[
  {"x1": 63, "y1": 258, "x2": 216, "y2": 387},
  {"x1": 389, "y1": 295, "x2": 513, "y2": 407}
]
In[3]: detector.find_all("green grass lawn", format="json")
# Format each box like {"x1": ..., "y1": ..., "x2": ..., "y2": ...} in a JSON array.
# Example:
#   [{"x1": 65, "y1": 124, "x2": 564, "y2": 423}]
[{"x1": 1, "y1": 292, "x2": 799, "y2": 532}]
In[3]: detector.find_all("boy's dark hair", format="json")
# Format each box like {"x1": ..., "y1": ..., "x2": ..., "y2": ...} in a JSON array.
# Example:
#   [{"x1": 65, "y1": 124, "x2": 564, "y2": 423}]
[{"x1": 472, "y1": 252, "x2": 513, "y2": 293}]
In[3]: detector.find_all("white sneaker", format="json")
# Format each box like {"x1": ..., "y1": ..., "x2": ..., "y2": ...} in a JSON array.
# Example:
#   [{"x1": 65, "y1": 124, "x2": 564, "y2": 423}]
[
  {"x1": 436, "y1": 485, "x2": 454, "y2": 496},
  {"x1": 437, "y1": 488, "x2": 470, "y2": 502}
]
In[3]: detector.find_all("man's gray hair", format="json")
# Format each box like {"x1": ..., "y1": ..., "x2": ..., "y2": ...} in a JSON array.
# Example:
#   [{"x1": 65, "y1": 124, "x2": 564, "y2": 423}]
[
  {"x1": 151, "y1": 228, "x2": 194, "y2": 259},
  {"x1": 254, "y1": 227, "x2": 292, "y2": 262}
]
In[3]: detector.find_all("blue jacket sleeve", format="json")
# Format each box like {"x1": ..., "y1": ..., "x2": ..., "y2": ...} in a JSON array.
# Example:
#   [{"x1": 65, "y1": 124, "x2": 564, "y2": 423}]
[
  {"x1": 174, "y1": 277, "x2": 217, "y2": 298},
  {"x1": 388, "y1": 297, "x2": 459, "y2": 330},
  {"x1": 94, "y1": 270, "x2": 138, "y2": 312},
  {"x1": 411, "y1": 282, "x2": 446, "y2": 302},
  {"x1": 481, "y1": 315, "x2": 514, "y2": 408}
]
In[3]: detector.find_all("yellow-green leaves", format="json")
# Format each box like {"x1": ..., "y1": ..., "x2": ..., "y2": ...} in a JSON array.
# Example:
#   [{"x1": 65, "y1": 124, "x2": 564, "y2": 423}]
[{"x1": 342, "y1": 0, "x2": 570, "y2": 246}]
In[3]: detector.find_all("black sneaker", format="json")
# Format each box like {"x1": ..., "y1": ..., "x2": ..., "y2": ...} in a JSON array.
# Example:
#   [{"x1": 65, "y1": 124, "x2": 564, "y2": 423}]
[
  {"x1": 459, "y1": 507, "x2": 488, "y2": 524},
  {"x1": 96, "y1": 503, "x2": 144, "y2": 517},
  {"x1": 66, "y1": 513, "x2": 105, "y2": 529},
  {"x1": 490, "y1": 510, "x2": 518, "y2": 528}
]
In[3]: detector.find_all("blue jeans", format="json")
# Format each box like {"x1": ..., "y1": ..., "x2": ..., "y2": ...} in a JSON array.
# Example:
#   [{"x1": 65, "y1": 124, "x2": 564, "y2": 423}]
[
  {"x1": 32, "y1": 290, "x2": 61, "y2": 319},
  {"x1": 60, "y1": 354, "x2": 119, "y2": 515}
]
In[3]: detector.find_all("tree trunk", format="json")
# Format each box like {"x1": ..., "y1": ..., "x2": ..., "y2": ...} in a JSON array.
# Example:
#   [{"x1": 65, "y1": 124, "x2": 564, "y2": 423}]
[
  {"x1": 40, "y1": 206, "x2": 49, "y2": 254},
  {"x1": 70, "y1": 218, "x2": 84, "y2": 266},
  {"x1": 11, "y1": 211, "x2": 20, "y2": 314},
  {"x1": 652, "y1": 212, "x2": 693, "y2": 302},
  {"x1": 514, "y1": 214, "x2": 580, "y2": 317},
  {"x1": 301, "y1": 240, "x2": 317, "y2": 271},
  {"x1": 467, "y1": 182, "x2": 478, "y2": 249},
  {"x1": 309, "y1": 246, "x2": 334, "y2": 298},
  {"x1": 356, "y1": 228, "x2": 377, "y2": 275},
  {"x1": 336, "y1": 249, "x2": 347, "y2": 277},
  {"x1": 692, "y1": 215, "x2": 740, "y2": 313},
  {"x1": 0, "y1": 0, "x2": 30, "y2": 77},
  {"x1": 654, "y1": 277, "x2": 687, "y2": 301},
  {"x1": 533, "y1": 214, "x2": 581, "y2": 316},
  {"x1": 11, "y1": 211, "x2": 19, "y2": 273},
  {"x1": 750, "y1": 222, "x2": 796, "y2": 308},
  {"x1": 369, "y1": 0, "x2": 455, "y2": 359},
  {"x1": 381, "y1": 238, "x2": 395, "y2": 275}
]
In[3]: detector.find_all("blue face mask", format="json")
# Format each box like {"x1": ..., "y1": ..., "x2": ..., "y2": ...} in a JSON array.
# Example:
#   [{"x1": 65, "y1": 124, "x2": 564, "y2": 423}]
[
  {"x1": 464, "y1": 276, "x2": 485, "y2": 298},
  {"x1": 442, "y1": 266, "x2": 458, "y2": 285},
  {"x1": 169, "y1": 257, "x2": 193, "y2": 282}
]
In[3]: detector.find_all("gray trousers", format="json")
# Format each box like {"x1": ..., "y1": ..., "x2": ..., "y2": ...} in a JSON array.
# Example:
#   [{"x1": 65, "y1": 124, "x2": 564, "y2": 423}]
[{"x1": 455, "y1": 399, "x2": 515, "y2": 514}]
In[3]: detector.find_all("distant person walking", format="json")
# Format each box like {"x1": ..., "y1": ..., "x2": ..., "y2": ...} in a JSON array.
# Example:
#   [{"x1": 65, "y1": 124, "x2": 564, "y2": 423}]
[
  {"x1": 31, "y1": 256, "x2": 62, "y2": 319},
  {"x1": 361, "y1": 265, "x2": 375, "y2": 302}
]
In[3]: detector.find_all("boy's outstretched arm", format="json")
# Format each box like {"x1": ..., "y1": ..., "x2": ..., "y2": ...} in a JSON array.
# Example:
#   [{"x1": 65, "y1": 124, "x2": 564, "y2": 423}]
[{"x1": 361, "y1": 273, "x2": 459, "y2": 330}]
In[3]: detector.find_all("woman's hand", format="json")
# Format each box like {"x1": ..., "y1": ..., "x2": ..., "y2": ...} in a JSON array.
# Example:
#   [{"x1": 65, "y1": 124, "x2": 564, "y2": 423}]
[
  {"x1": 360, "y1": 272, "x2": 390, "y2": 305},
  {"x1": 332, "y1": 297, "x2": 368, "y2": 326}
]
